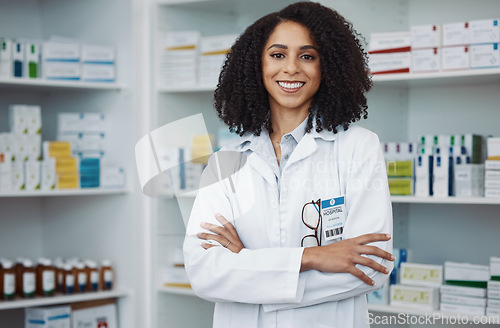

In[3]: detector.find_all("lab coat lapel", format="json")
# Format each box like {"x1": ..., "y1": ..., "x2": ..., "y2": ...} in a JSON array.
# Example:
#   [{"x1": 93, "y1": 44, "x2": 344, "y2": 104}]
[
  {"x1": 285, "y1": 133, "x2": 318, "y2": 167},
  {"x1": 247, "y1": 152, "x2": 277, "y2": 188}
]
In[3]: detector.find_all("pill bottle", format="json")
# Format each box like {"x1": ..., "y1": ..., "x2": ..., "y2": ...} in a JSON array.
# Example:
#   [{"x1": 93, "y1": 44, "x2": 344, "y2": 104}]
[
  {"x1": 75, "y1": 262, "x2": 87, "y2": 292},
  {"x1": 100, "y1": 260, "x2": 114, "y2": 290},
  {"x1": 14, "y1": 257, "x2": 24, "y2": 296},
  {"x1": 2, "y1": 260, "x2": 16, "y2": 300},
  {"x1": 37, "y1": 258, "x2": 55, "y2": 296},
  {"x1": 85, "y1": 260, "x2": 99, "y2": 292},
  {"x1": 54, "y1": 257, "x2": 64, "y2": 292},
  {"x1": 62, "y1": 263, "x2": 75, "y2": 294},
  {"x1": 21, "y1": 259, "x2": 36, "y2": 298}
]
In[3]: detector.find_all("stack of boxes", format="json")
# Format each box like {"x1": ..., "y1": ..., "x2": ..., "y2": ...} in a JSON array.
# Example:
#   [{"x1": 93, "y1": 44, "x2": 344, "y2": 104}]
[
  {"x1": 0, "y1": 37, "x2": 116, "y2": 82},
  {"x1": 485, "y1": 137, "x2": 500, "y2": 198},
  {"x1": 383, "y1": 142, "x2": 416, "y2": 195},
  {"x1": 369, "y1": 18, "x2": 500, "y2": 74},
  {"x1": 488, "y1": 257, "x2": 500, "y2": 316},
  {"x1": 389, "y1": 262, "x2": 442, "y2": 311},
  {"x1": 441, "y1": 261, "x2": 489, "y2": 315},
  {"x1": 44, "y1": 141, "x2": 78, "y2": 189},
  {"x1": 161, "y1": 31, "x2": 236, "y2": 88}
]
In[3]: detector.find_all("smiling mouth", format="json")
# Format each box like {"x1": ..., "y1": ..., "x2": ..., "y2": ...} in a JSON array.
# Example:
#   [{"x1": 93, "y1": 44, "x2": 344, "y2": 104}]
[{"x1": 277, "y1": 81, "x2": 305, "y2": 92}]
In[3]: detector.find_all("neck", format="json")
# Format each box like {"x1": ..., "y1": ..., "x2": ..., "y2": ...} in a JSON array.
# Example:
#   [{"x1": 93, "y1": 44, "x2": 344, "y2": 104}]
[{"x1": 269, "y1": 108, "x2": 308, "y2": 142}]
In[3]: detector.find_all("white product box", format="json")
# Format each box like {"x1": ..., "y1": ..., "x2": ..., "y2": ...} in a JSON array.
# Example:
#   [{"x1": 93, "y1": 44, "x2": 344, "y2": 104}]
[
  {"x1": 369, "y1": 31, "x2": 411, "y2": 54},
  {"x1": 441, "y1": 294, "x2": 487, "y2": 307},
  {"x1": 11, "y1": 162, "x2": 24, "y2": 191},
  {"x1": 433, "y1": 146, "x2": 452, "y2": 197},
  {"x1": 101, "y1": 166, "x2": 125, "y2": 188},
  {"x1": 12, "y1": 40, "x2": 24, "y2": 78},
  {"x1": 41, "y1": 158, "x2": 56, "y2": 191},
  {"x1": 9, "y1": 104, "x2": 28, "y2": 134},
  {"x1": 42, "y1": 61, "x2": 81, "y2": 80},
  {"x1": 0, "y1": 153, "x2": 12, "y2": 192},
  {"x1": 441, "y1": 46, "x2": 470, "y2": 71},
  {"x1": 486, "y1": 170, "x2": 500, "y2": 179},
  {"x1": 440, "y1": 302, "x2": 485, "y2": 316},
  {"x1": 445, "y1": 262, "x2": 490, "y2": 283},
  {"x1": 58, "y1": 132, "x2": 81, "y2": 153},
  {"x1": 80, "y1": 132, "x2": 106, "y2": 152},
  {"x1": 25, "y1": 41, "x2": 40, "y2": 79},
  {"x1": 0, "y1": 38, "x2": 12, "y2": 78},
  {"x1": 415, "y1": 152, "x2": 432, "y2": 197},
  {"x1": 72, "y1": 303, "x2": 117, "y2": 328},
  {"x1": 368, "y1": 52, "x2": 411, "y2": 74},
  {"x1": 486, "y1": 189, "x2": 500, "y2": 198},
  {"x1": 486, "y1": 160, "x2": 500, "y2": 170},
  {"x1": 486, "y1": 179, "x2": 500, "y2": 189},
  {"x1": 443, "y1": 21, "x2": 471, "y2": 46},
  {"x1": 455, "y1": 134, "x2": 484, "y2": 164},
  {"x1": 0, "y1": 133, "x2": 15, "y2": 158},
  {"x1": 454, "y1": 163, "x2": 484, "y2": 197},
  {"x1": 27, "y1": 105, "x2": 42, "y2": 135},
  {"x1": 488, "y1": 137, "x2": 500, "y2": 159},
  {"x1": 25, "y1": 160, "x2": 41, "y2": 191},
  {"x1": 411, "y1": 24, "x2": 441, "y2": 49},
  {"x1": 470, "y1": 19, "x2": 500, "y2": 44},
  {"x1": 81, "y1": 44, "x2": 115, "y2": 63},
  {"x1": 489, "y1": 289, "x2": 500, "y2": 300},
  {"x1": 25, "y1": 306, "x2": 71, "y2": 328},
  {"x1": 411, "y1": 48, "x2": 440, "y2": 72},
  {"x1": 82, "y1": 113, "x2": 106, "y2": 133},
  {"x1": 487, "y1": 307, "x2": 500, "y2": 316},
  {"x1": 489, "y1": 280, "x2": 500, "y2": 290},
  {"x1": 390, "y1": 284, "x2": 439, "y2": 311},
  {"x1": 199, "y1": 34, "x2": 237, "y2": 86},
  {"x1": 400, "y1": 262, "x2": 443, "y2": 287},
  {"x1": 162, "y1": 31, "x2": 200, "y2": 87},
  {"x1": 42, "y1": 42, "x2": 80, "y2": 61},
  {"x1": 440, "y1": 284, "x2": 486, "y2": 298},
  {"x1": 82, "y1": 63, "x2": 115, "y2": 82},
  {"x1": 488, "y1": 299, "x2": 500, "y2": 309},
  {"x1": 470, "y1": 43, "x2": 500, "y2": 69},
  {"x1": 25, "y1": 134, "x2": 42, "y2": 162},
  {"x1": 58, "y1": 113, "x2": 82, "y2": 133}
]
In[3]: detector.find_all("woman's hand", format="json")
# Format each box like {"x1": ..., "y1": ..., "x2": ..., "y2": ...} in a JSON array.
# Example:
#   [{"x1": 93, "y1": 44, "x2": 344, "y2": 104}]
[
  {"x1": 197, "y1": 213, "x2": 245, "y2": 253},
  {"x1": 301, "y1": 233, "x2": 394, "y2": 286}
]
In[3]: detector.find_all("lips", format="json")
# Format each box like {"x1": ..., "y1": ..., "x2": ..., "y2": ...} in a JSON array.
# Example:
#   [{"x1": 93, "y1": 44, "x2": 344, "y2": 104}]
[{"x1": 277, "y1": 81, "x2": 305, "y2": 92}]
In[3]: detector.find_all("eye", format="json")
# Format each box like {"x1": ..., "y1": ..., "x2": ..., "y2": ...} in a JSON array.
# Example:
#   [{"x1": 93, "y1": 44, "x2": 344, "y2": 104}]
[
  {"x1": 271, "y1": 53, "x2": 285, "y2": 59},
  {"x1": 301, "y1": 54, "x2": 315, "y2": 60}
]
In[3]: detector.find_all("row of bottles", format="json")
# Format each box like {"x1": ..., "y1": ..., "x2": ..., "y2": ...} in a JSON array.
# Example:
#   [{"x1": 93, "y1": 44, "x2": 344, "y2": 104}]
[{"x1": 0, "y1": 257, "x2": 114, "y2": 300}]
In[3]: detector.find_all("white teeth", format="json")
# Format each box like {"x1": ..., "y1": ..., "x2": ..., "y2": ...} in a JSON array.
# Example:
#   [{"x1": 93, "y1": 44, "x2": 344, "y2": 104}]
[{"x1": 278, "y1": 82, "x2": 304, "y2": 89}]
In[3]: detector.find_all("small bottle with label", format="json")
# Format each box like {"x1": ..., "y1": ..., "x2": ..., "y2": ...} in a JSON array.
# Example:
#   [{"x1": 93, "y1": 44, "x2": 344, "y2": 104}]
[
  {"x1": 75, "y1": 262, "x2": 87, "y2": 293},
  {"x1": 85, "y1": 260, "x2": 99, "y2": 292},
  {"x1": 2, "y1": 260, "x2": 16, "y2": 300},
  {"x1": 14, "y1": 257, "x2": 24, "y2": 297},
  {"x1": 37, "y1": 258, "x2": 55, "y2": 296},
  {"x1": 62, "y1": 263, "x2": 75, "y2": 294},
  {"x1": 100, "y1": 260, "x2": 114, "y2": 290},
  {"x1": 54, "y1": 257, "x2": 64, "y2": 293},
  {"x1": 21, "y1": 259, "x2": 36, "y2": 298}
]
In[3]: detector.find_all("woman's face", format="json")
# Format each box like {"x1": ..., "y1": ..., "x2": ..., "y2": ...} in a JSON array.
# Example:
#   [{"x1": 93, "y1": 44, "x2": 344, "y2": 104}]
[{"x1": 262, "y1": 20, "x2": 321, "y2": 115}]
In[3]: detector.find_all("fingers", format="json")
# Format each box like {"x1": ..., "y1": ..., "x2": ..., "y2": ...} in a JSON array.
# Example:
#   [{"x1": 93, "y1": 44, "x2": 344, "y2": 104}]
[
  {"x1": 359, "y1": 245, "x2": 395, "y2": 261},
  {"x1": 197, "y1": 231, "x2": 228, "y2": 247},
  {"x1": 354, "y1": 233, "x2": 392, "y2": 245},
  {"x1": 215, "y1": 213, "x2": 239, "y2": 239},
  {"x1": 348, "y1": 266, "x2": 375, "y2": 286},
  {"x1": 356, "y1": 255, "x2": 390, "y2": 275}
]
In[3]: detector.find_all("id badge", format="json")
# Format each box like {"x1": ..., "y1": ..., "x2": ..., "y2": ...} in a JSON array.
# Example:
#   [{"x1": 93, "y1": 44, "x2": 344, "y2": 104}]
[{"x1": 321, "y1": 196, "x2": 346, "y2": 242}]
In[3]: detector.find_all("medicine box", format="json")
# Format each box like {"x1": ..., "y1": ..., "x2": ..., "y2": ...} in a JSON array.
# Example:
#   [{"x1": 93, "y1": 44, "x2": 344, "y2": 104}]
[
  {"x1": 440, "y1": 284, "x2": 486, "y2": 298},
  {"x1": 386, "y1": 160, "x2": 413, "y2": 177},
  {"x1": 488, "y1": 280, "x2": 500, "y2": 290},
  {"x1": 441, "y1": 293, "x2": 486, "y2": 307},
  {"x1": 82, "y1": 63, "x2": 115, "y2": 82},
  {"x1": 0, "y1": 153, "x2": 13, "y2": 192},
  {"x1": 25, "y1": 305, "x2": 71, "y2": 328},
  {"x1": 443, "y1": 21, "x2": 471, "y2": 47},
  {"x1": 25, "y1": 41, "x2": 40, "y2": 79},
  {"x1": 486, "y1": 160, "x2": 500, "y2": 170},
  {"x1": 486, "y1": 170, "x2": 500, "y2": 180},
  {"x1": 101, "y1": 166, "x2": 125, "y2": 188},
  {"x1": 41, "y1": 159, "x2": 56, "y2": 191},
  {"x1": 81, "y1": 44, "x2": 115, "y2": 63},
  {"x1": 388, "y1": 177, "x2": 413, "y2": 195},
  {"x1": 400, "y1": 262, "x2": 443, "y2": 287},
  {"x1": 433, "y1": 146, "x2": 452, "y2": 197},
  {"x1": 161, "y1": 31, "x2": 200, "y2": 87},
  {"x1": 43, "y1": 141, "x2": 72, "y2": 159},
  {"x1": 368, "y1": 52, "x2": 411, "y2": 75},
  {"x1": 369, "y1": 31, "x2": 411, "y2": 54},
  {"x1": 491, "y1": 257, "x2": 500, "y2": 280},
  {"x1": 71, "y1": 300, "x2": 117, "y2": 328},
  {"x1": 42, "y1": 42, "x2": 80, "y2": 62},
  {"x1": 56, "y1": 157, "x2": 78, "y2": 175},
  {"x1": 415, "y1": 148, "x2": 433, "y2": 197},
  {"x1": 445, "y1": 262, "x2": 489, "y2": 288},
  {"x1": 58, "y1": 173, "x2": 79, "y2": 189},
  {"x1": 488, "y1": 137, "x2": 500, "y2": 160},
  {"x1": 441, "y1": 46, "x2": 469, "y2": 71},
  {"x1": 25, "y1": 160, "x2": 41, "y2": 191},
  {"x1": 0, "y1": 38, "x2": 12, "y2": 78},
  {"x1": 390, "y1": 284, "x2": 439, "y2": 311},
  {"x1": 42, "y1": 61, "x2": 81, "y2": 80},
  {"x1": 11, "y1": 162, "x2": 24, "y2": 191},
  {"x1": 470, "y1": 43, "x2": 500, "y2": 69},
  {"x1": 198, "y1": 34, "x2": 237, "y2": 86},
  {"x1": 12, "y1": 40, "x2": 24, "y2": 78},
  {"x1": 411, "y1": 24, "x2": 441, "y2": 49},
  {"x1": 486, "y1": 189, "x2": 500, "y2": 198},
  {"x1": 487, "y1": 307, "x2": 500, "y2": 316},
  {"x1": 470, "y1": 19, "x2": 500, "y2": 44},
  {"x1": 440, "y1": 303, "x2": 485, "y2": 316},
  {"x1": 454, "y1": 163, "x2": 484, "y2": 197},
  {"x1": 488, "y1": 299, "x2": 500, "y2": 309},
  {"x1": 454, "y1": 134, "x2": 483, "y2": 164},
  {"x1": 411, "y1": 48, "x2": 440, "y2": 72}
]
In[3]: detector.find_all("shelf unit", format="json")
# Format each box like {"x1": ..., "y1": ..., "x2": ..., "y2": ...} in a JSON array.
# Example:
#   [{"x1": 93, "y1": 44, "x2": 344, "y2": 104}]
[
  {"x1": 0, "y1": 188, "x2": 129, "y2": 198},
  {"x1": 0, "y1": 290, "x2": 131, "y2": 311},
  {"x1": 149, "y1": 0, "x2": 500, "y2": 328},
  {"x1": 0, "y1": 78, "x2": 126, "y2": 91}
]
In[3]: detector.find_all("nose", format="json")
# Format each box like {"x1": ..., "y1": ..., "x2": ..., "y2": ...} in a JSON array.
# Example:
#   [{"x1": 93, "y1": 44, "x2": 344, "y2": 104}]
[{"x1": 283, "y1": 57, "x2": 299, "y2": 75}]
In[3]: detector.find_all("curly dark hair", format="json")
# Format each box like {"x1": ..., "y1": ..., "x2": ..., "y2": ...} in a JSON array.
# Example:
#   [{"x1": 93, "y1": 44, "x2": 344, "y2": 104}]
[{"x1": 214, "y1": 1, "x2": 372, "y2": 136}]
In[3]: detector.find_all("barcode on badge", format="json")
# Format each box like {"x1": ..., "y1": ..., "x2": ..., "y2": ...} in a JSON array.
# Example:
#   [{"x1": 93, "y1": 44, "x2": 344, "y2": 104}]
[{"x1": 325, "y1": 227, "x2": 343, "y2": 238}]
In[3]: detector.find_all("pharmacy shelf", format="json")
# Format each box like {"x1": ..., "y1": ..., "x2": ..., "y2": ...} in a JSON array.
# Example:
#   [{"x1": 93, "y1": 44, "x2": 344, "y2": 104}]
[
  {"x1": 0, "y1": 289, "x2": 131, "y2": 311},
  {"x1": 157, "y1": 85, "x2": 216, "y2": 93},
  {"x1": 372, "y1": 68, "x2": 500, "y2": 87},
  {"x1": 155, "y1": 0, "x2": 238, "y2": 15},
  {"x1": 0, "y1": 78, "x2": 126, "y2": 91},
  {"x1": 391, "y1": 196, "x2": 500, "y2": 205},
  {"x1": 0, "y1": 188, "x2": 129, "y2": 198},
  {"x1": 158, "y1": 286, "x2": 196, "y2": 297}
]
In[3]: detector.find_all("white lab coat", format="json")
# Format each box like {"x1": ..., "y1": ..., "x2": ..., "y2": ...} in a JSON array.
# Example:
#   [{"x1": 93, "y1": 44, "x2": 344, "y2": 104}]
[{"x1": 183, "y1": 125, "x2": 393, "y2": 328}]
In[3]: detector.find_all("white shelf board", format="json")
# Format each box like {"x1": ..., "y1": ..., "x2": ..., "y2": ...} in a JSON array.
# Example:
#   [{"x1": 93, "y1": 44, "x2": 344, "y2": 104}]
[
  {"x1": 0, "y1": 78, "x2": 126, "y2": 91},
  {"x1": 158, "y1": 84, "x2": 216, "y2": 93},
  {"x1": 155, "y1": 0, "x2": 237, "y2": 15},
  {"x1": 391, "y1": 195, "x2": 500, "y2": 205},
  {"x1": 372, "y1": 68, "x2": 500, "y2": 87},
  {"x1": 0, "y1": 188, "x2": 129, "y2": 198},
  {"x1": 158, "y1": 286, "x2": 196, "y2": 297},
  {"x1": 0, "y1": 289, "x2": 131, "y2": 311}
]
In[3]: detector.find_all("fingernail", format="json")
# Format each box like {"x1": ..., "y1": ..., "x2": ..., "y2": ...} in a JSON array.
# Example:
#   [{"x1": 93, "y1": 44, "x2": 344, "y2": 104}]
[
  {"x1": 196, "y1": 233, "x2": 203, "y2": 238},
  {"x1": 386, "y1": 234, "x2": 392, "y2": 239},
  {"x1": 384, "y1": 268, "x2": 389, "y2": 274},
  {"x1": 200, "y1": 222, "x2": 208, "y2": 228},
  {"x1": 370, "y1": 280, "x2": 375, "y2": 286},
  {"x1": 391, "y1": 255, "x2": 396, "y2": 261}
]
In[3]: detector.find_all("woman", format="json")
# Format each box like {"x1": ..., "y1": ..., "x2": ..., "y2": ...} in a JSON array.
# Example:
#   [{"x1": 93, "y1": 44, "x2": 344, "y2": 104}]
[{"x1": 183, "y1": 2, "x2": 394, "y2": 327}]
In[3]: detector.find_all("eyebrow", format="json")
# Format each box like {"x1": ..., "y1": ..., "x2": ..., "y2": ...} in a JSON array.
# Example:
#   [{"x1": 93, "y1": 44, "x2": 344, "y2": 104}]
[{"x1": 267, "y1": 44, "x2": 318, "y2": 51}]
